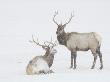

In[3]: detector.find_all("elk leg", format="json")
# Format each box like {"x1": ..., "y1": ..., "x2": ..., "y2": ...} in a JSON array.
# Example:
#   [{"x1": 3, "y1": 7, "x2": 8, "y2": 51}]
[
  {"x1": 70, "y1": 51, "x2": 77, "y2": 69},
  {"x1": 91, "y1": 53, "x2": 97, "y2": 69},
  {"x1": 97, "y1": 49, "x2": 103, "y2": 69},
  {"x1": 73, "y1": 52, "x2": 77, "y2": 69},
  {"x1": 70, "y1": 53, "x2": 73, "y2": 68}
]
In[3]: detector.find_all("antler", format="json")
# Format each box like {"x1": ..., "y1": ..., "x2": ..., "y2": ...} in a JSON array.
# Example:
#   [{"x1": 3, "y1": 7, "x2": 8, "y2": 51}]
[
  {"x1": 51, "y1": 40, "x2": 58, "y2": 48},
  {"x1": 53, "y1": 11, "x2": 59, "y2": 25},
  {"x1": 45, "y1": 37, "x2": 57, "y2": 48},
  {"x1": 29, "y1": 35, "x2": 46, "y2": 48},
  {"x1": 64, "y1": 12, "x2": 74, "y2": 25},
  {"x1": 30, "y1": 35, "x2": 57, "y2": 50}
]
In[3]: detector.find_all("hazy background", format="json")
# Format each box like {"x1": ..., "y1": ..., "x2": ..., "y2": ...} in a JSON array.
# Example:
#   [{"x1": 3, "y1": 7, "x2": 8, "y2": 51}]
[
  {"x1": 0, "y1": 0, "x2": 110, "y2": 54},
  {"x1": 0, "y1": 0, "x2": 110, "y2": 82}
]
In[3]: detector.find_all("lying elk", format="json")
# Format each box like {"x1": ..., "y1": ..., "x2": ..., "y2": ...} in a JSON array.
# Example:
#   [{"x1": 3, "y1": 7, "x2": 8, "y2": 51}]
[
  {"x1": 26, "y1": 36, "x2": 57, "y2": 75},
  {"x1": 53, "y1": 11, "x2": 103, "y2": 69}
]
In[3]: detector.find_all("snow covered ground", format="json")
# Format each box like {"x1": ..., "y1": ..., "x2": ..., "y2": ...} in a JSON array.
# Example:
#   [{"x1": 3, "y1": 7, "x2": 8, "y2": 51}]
[{"x1": 0, "y1": 0, "x2": 110, "y2": 82}]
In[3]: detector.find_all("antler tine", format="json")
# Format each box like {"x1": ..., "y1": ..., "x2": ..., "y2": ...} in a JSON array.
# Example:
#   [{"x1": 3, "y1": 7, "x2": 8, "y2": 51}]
[
  {"x1": 30, "y1": 35, "x2": 45, "y2": 48},
  {"x1": 65, "y1": 12, "x2": 74, "y2": 25},
  {"x1": 51, "y1": 40, "x2": 57, "y2": 48},
  {"x1": 44, "y1": 42, "x2": 53, "y2": 47},
  {"x1": 43, "y1": 42, "x2": 49, "y2": 47},
  {"x1": 48, "y1": 36, "x2": 53, "y2": 47},
  {"x1": 53, "y1": 11, "x2": 59, "y2": 25},
  {"x1": 51, "y1": 37, "x2": 57, "y2": 47},
  {"x1": 55, "y1": 11, "x2": 58, "y2": 15},
  {"x1": 29, "y1": 35, "x2": 35, "y2": 43},
  {"x1": 45, "y1": 39, "x2": 57, "y2": 48}
]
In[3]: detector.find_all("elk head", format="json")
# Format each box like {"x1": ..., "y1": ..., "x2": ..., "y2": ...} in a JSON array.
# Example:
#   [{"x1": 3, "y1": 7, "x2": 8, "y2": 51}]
[
  {"x1": 30, "y1": 35, "x2": 57, "y2": 55},
  {"x1": 53, "y1": 11, "x2": 74, "y2": 36}
]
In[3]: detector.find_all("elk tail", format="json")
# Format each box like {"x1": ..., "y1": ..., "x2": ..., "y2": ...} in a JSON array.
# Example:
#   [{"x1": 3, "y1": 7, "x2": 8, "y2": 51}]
[{"x1": 93, "y1": 32, "x2": 102, "y2": 46}]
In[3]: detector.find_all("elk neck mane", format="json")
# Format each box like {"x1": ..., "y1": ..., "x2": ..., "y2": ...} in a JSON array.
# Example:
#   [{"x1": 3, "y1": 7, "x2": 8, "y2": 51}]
[
  {"x1": 42, "y1": 49, "x2": 55, "y2": 68},
  {"x1": 43, "y1": 49, "x2": 50, "y2": 57},
  {"x1": 57, "y1": 31, "x2": 74, "y2": 46},
  {"x1": 44, "y1": 52, "x2": 55, "y2": 68}
]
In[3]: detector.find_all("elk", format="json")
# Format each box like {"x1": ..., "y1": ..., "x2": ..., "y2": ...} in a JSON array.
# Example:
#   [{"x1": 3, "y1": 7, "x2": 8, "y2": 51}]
[
  {"x1": 26, "y1": 35, "x2": 57, "y2": 75},
  {"x1": 53, "y1": 11, "x2": 103, "y2": 69}
]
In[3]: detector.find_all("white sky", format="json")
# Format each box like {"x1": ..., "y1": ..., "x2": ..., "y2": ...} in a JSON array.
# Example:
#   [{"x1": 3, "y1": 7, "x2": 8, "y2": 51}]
[{"x1": 0, "y1": 0, "x2": 110, "y2": 54}]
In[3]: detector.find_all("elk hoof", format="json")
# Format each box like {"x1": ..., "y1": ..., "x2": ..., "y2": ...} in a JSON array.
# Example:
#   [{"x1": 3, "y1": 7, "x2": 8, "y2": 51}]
[
  {"x1": 99, "y1": 66, "x2": 103, "y2": 70},
  {"x1": 91, "y1": 66, "x2": 95, "y2": 69},
  {"x1": 69, "y1": 66, "x2": 73, "y2": 69},
  {"x1": 73, "y1": 67, "x2": 76, "y2": 69}
]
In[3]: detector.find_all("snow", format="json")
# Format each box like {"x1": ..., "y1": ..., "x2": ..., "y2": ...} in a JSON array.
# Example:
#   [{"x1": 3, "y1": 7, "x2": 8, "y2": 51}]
[{"x1": 0, "y1": 0, "x2": 110, "y2": 82}]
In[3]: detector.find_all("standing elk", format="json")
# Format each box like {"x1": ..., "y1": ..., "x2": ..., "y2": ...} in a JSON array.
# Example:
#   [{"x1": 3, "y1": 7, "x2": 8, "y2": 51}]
[
  {"x1": 53, "y1": 11, "x2": 103, "y2": 69},
  {"x1": 26, "y1": 36, "x2": 57, "y2": 75}
]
